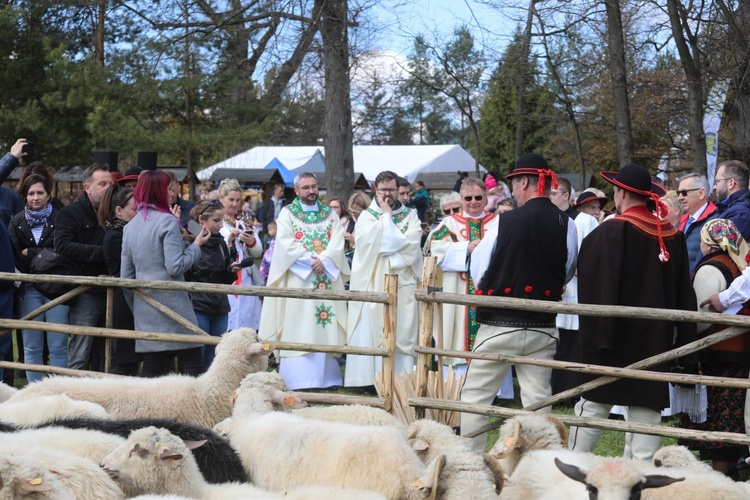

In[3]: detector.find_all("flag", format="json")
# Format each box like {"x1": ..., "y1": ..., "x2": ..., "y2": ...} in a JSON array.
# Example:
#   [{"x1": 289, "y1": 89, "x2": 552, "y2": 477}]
[{"x1": 704, "y1": 78, "x2": 731, "y2": 187}]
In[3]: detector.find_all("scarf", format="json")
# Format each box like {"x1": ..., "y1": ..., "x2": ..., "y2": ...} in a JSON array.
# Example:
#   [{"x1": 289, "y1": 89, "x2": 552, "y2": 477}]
[
  {"x1": 105, "y1": 217, "x2": 128, "y2": 231},
  {"x1": 24, "y1": 203, "x2": 53, "y2": 228},
  {"x1": 700, "y1": 218, "x2": 748, "y2": 271}
]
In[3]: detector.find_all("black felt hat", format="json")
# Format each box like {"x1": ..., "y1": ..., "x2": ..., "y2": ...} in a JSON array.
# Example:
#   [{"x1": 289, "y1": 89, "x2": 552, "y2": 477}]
[
  {"x1": 600, "y1": 164, "x2": 653, "y2": 196},
  {"x1": 505, "y1": 153, "x2": 551, "y2": 180},
  {"x1": 117, "y1": 166, "x2": 143, "y2": 185},
  {"x1": 572, "y1": 191, "x2": 609, "y2": 209}
]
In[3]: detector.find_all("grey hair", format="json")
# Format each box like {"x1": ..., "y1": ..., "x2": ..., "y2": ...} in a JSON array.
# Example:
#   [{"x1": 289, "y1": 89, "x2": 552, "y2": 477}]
[
  {"x1": 440, "y1": 191, "x2": 462, "y2": 209},
  {"x1": 460, "y1": 177, "x2": 486, "y2": 195},
  {"x1": 293, "y1": 172, "x2": 317, "y2": 189},
  {"x1": 218, "y1": 178, "x2": 242, "y2": 197},
  {"x1": 678, "y1": 173, "x2": 709, "y2": 193}
]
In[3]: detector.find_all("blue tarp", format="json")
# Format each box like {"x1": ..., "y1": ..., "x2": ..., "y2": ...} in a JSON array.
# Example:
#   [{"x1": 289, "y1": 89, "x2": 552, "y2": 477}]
[{"x1": 264, "y1": 157, "x2": 296, "y2": 186}]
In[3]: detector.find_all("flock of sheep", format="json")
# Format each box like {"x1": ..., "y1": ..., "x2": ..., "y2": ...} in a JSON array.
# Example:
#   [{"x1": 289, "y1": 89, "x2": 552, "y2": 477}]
[{"x1": 0, "y1": 327, "x2": 749, "y2": 499}]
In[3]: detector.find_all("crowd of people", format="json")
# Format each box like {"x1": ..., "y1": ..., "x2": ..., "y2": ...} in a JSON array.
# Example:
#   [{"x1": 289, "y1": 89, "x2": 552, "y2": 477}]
[{"x1": 4, "y1": 139, "x2": 750, "y2": 477}]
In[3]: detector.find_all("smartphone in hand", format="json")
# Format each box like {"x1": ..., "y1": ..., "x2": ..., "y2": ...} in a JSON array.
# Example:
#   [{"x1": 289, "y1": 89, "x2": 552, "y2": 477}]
[{"x1": 187, "y1": 220, "x2": 205, "y2": 238}]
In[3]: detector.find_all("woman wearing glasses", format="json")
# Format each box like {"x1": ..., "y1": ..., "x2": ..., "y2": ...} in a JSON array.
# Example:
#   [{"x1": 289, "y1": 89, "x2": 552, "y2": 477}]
[{"x1": 427, "y1": 178, "x2": 510, "y2": 396}]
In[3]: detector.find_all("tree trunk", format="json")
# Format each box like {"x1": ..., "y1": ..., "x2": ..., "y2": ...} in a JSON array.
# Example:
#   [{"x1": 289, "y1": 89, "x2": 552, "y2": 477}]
[
  {"x1": 667, "y1": 0, "x2": 707, "y2": 173},
  {"x1": 317, "y1": 0, "x2": 354, "y2": 203},
  {"x1": 603, "y1": 0, "x2": 633, "y2": 166},
  {"x1": 95, "y1": 0, "x2": 105, "y2": 67},
  {"x1": 514, "y1": 0, "x2": 536, "y2": 160}
]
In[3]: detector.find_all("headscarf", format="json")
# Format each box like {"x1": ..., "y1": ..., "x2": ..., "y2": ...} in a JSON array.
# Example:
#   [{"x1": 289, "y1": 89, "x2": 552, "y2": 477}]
[{"x1": 700, "y1": 218, "x2": 748, "y2": 271}]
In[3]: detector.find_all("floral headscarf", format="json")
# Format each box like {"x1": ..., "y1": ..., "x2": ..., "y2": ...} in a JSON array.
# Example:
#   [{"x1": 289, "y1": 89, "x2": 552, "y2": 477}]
[{"x1": 700, "y1": 218, "x2": 748, "y2": 271}]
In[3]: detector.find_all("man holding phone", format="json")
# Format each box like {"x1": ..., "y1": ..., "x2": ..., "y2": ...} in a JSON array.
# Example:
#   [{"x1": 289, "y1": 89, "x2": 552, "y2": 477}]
[
  {"x1": 0, "y1": 138, "x2": 30, "y2": 184},
  {"x1": 345, "y1": 170, "x2": 423, "y2": 388}
]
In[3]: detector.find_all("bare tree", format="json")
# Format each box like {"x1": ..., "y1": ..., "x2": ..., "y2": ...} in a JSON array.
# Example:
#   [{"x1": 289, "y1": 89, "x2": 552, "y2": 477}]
[{"x1": 604, "y1": 0, "x2": 633, "y2": 166}]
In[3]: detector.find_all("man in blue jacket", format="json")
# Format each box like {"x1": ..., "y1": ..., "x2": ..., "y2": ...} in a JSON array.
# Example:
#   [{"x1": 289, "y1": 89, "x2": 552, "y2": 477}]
[{"x1": 713, "y1": 160, "x2": 750, "y2": 239}]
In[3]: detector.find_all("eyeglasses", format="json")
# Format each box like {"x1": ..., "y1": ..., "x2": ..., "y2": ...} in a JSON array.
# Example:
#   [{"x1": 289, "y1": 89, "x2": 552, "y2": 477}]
[
  {"x1": 377, "y1": 188, "x2": 397, "y2": 194},
  {"x1": 714, "y1": 177, "x2": 733, "y2": 184},
  {"x1": 443, "y1": 207, "x2": 461, "y2": 215},
  {"x1": 201, "y1": 199, "x2": 220, "y2": 215},
  {"x1": 299, "y1": 184, "x2": 318, "y2": 191},
  {"x1": 676, "y1": 188, "x2": 700, "y2": 197},
  {"x1": 463, "y1": 195, "x2": 484, "y2": 202}
]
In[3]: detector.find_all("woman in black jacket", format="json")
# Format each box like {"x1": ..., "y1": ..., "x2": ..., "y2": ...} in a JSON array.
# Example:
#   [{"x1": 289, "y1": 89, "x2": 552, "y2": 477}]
[
  {"x1": 9, "y1": 172, "x2": 69, "y2": 381},
  {"x1": 98, "y1": 183, "x2": 141, "y2": 375},
  {"x1": 185, "y1": 199, "x2": 238, "y2": 372}
]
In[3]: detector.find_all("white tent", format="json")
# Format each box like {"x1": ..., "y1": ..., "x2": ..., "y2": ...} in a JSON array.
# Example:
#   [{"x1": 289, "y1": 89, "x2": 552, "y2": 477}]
[{"x1": 198, "y1": 144, "x2": 484, "y2": 183}]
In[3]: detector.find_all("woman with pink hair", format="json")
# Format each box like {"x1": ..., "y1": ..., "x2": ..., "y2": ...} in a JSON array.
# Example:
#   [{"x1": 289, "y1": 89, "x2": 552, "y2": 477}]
[{"x1": 121, "y1": 170, "x2": 211, "y2": 377}]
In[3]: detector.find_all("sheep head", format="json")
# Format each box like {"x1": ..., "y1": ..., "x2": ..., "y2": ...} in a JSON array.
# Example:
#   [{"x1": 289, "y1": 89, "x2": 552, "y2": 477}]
[
  {"x1": 99, "y1": 427, "x2": 205, "y2": 494},
  {"x1": 0, "y1": 455, "x2": 70, "y2": 500},
  {"x1": 554, "y1": 458, "x2": 684, "y2": 500},
  {"x1": 653, "y1": 445, "x2": 707, "y2": 471},
  {"x1": 212, "y1": 328, "x2": 270, "y2": 371},
  {"x1": 232, "y1": 372, "x2": 308, "y2": 418},
  {"x1": 490, "y1": 414, "x2": 567, "y2": 459}
]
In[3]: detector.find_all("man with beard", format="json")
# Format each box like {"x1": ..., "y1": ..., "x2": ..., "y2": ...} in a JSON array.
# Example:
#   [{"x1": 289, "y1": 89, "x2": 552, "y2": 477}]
[
  {"x1": 345, "y1": 170, "x2": 423, "y2": 388},
  {"x1": 712, "y1": 160, "x2": 750, "y2": 239},
  {"x1": 55, "y1": 164, "x2": 114, "y2": 370},
  {"x1": 258, "y1": 173, "x2": 349, "y2": 389}
]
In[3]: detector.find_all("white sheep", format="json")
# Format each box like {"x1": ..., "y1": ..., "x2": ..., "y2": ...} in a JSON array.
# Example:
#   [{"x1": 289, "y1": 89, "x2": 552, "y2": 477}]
[
  {"x1": 651, "y1": 445, "x2": 714, "y2": 473},
  {"x1": 2, "y1": 427, "x2": 124, "y2": 463},
  {"x1": 229, "y1": 371, "x2": 439, "y2": 499},
  {"x1": 1, "y1": 447, "x2": 124, "y2": 500},
  {"x1": 0, "y1": 382, "x2": 16, "y2": 403},
  {"x1": 0, "y1": 454, "x2": 74, "y2": 500},
  {"x1": 488, "y1": 413, "x2": 568, "y2": 476},
  {"x1": 293, "y1": 404, "x2": 407, "y2": 432},
  {"x1": 407, "y1": 418, "x2": 501, "y2": 499},
  {"x1": 9, "y1": 328, "x2": 269, "y2": 428},
  {"x1": 0, "y1": 394, "x2": 110, "y2": 426},
  {"x1": 100, "y1": 426, "x2": 387, "y2": 500}
]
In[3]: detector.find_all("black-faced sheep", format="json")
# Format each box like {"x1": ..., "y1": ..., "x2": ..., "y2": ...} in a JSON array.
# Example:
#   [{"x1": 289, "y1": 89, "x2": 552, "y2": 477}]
[
  {"x1": 32, "y1": 416, "x2": 247, "y2": 484},
  {"x1": 9, "y1": 328, "x2": 269, "y2": 428},
  {"x1": 229, "y1": 371, "x2": 439, "y2": 499}
]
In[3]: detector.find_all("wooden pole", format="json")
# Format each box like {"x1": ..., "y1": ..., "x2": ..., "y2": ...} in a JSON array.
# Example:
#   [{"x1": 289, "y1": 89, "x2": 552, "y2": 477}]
[
  {"x1": 416, "y1": 257, "x2": 438, "y2": 419},
  {"x1": 0, "y1": 273, "x2": 389, "y2": 304},
  {"x1": 0, "y1": 361, "x2": 123, "y2": 379},
  {"x1": 299, "y1": 393, "x2": 385, "y2": 408},
  {"x1": 382, "y1": 274, "x2": 398, "y2": 413},
  {"x1": 104, "y1": 287, "x2": 114, "y2": 373},
  {"x1": 0, "y1": 285, "x2": 91, "y2": 336},
  {"x1": 409, "y1": 396, "x2": 750, "y2": 446},
  {"x1": 414, "y1": 344, "x2": 750, "y2": 388},
  {"x1": 133, "y1": 289, "x2": 209, "y2": 337},
  {"x1": 414, "y1": 290, "x2": 750, "y2": 328}
]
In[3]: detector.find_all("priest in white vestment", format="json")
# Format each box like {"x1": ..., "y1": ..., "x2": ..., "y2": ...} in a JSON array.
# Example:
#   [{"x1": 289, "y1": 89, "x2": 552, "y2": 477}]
[
  {"x1": 345, "y1": 171, "x2": 423, "y2": 387},
  {"x1": 259, "y1": 173, "x2": 349, "y2": 389}
]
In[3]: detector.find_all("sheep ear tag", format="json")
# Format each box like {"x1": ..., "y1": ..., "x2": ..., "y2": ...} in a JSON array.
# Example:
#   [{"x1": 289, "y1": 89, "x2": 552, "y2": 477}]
[
  {"x1": 283, "y1": 396, "x2": 298, "y2": 408},
  {"x1": 17, "y1": 479, "x2": 52, "y2": 496}
]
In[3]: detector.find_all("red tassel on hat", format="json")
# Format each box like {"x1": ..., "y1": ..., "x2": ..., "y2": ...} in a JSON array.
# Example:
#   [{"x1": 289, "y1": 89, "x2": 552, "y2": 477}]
[
  {"x1": 538, "y1": 169, "x2": 558, "y2": 196},
  {"x1": 651, "y1": 193, "x2": 670, "y2": 263}
]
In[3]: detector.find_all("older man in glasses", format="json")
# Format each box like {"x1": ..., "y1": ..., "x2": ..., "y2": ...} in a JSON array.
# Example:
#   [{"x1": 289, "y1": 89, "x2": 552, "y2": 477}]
[
  {"x1": 676, "y1": 173, "x2": 716, "y2": 270},
  {"x1": 427, "y1": 177, "x2": 502, "y2": 380},
  {"x1": 346, "y1": 170, "x2": 423, "y2": 388}
]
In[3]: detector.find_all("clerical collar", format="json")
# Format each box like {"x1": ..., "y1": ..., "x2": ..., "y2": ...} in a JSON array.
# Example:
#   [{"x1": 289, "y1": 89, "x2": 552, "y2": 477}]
[
  {"x1": 300, "y1": 201, "x2": 318, "y2": 212},
  {"x1": 463, "y1": 211, "x2": 486, "y2": 219}
]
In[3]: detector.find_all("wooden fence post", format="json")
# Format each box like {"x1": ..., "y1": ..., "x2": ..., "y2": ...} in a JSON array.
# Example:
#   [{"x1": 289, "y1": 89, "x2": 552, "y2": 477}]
[
  {"x1": 382, "y1": 274, "x2": 398, "y2": 413},
  {"x1": 416, "y1": 257, "x2": 437, "y2": 419},
  {"x1": 104, "y1": 287, "x2": 114, "y2": 373}
]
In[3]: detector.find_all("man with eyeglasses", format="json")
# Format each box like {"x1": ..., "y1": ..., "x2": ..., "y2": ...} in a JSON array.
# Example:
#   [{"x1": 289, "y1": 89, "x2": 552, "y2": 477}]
[
  {"x1": 712, "y1": 160, "x2": 750, "y2": 240},
  {"x1": 676, "y1": 173, "x2": 716, "y2": 269},
  {"x1": 461, "y1": 153, "x2": 578, "y2": 452},
  {"x1": 258, "y1": 172, "x2": 349, "y2": 390},
  {"x1": 427, "y1": 177, "x2": 501, "y2": 382},
  {"x1": 346, "y1": 170, "x2": 423, "y2": 388}
]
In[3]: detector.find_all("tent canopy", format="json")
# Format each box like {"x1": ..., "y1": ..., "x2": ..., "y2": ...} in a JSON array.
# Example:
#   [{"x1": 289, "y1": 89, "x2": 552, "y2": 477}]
[
  {"x1": 264, "y1": 157, "x2": 297, "y2": 186},
  {"x1": 198, "y1": 145, "x2": 484, "y2": 183},
  {"x1": 208, "y1": 168, "x2": 284, "y2": 185}
]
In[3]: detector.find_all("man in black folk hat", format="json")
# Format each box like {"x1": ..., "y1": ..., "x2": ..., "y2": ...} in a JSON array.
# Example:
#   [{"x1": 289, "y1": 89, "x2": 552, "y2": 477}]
[
  {"x1": 568, "y1": 163, "x2": 697, "y2": 461},
  {"x1": 460, "y1": 153, "x2": 578, "y2": 452}
]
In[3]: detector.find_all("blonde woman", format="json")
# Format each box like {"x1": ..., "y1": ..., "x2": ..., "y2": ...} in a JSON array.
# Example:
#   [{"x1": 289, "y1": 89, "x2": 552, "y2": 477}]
[{"x1": 218, "y1": 178, "x2": 263, "y2": 331}]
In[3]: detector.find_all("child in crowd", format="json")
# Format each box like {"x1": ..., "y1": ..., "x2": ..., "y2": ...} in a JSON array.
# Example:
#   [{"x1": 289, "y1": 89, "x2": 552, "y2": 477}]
[
  {"x1": 260, "y1": 220, "x2": 277, "y2": 285},
  {"x1": 185, "y1": 199, "x2": 238, "y2": 371}
]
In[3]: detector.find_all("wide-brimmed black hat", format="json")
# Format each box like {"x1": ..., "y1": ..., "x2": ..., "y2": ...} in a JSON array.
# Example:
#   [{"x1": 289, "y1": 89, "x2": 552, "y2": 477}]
[
  {"x1": 600, "y1": 164, "x2": 653, "y2": 196},
  {"x1": 117, "y1": 166, "x2": 143, "y2": 185},
  {"x1": 506, "y1": 153, "x2": 551, "y2": 180},
  {"x1": 572, "y1": 191, "x2": 609, "y2": 209}
]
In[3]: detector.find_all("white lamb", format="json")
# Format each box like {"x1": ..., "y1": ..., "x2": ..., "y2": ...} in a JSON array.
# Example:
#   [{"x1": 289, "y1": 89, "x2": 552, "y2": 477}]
[
  {"x1": 229, "y1": 371, "x2": 440, "y2": 499},
  {"x1": 1, "y1": 447, "x2": 124, "y2": 500},
  {"x1": 3, "y1": 427, "x2": 124, "y2": 463},
  {"x1": 407, "y1": 418, "x2": 501, "y2": 499},
  {"x1": 100, "y1": 426, "x2": 387, "y2": 500},
  {"x1": 294, "y1": 404, "x2": 407, "y2": 432},
  {"x1": 0, "y1": 454, "x2": 74, "y2": 500},
  {"x1": 488, "y1": 413, "x2": 568, "y2": 476},
  {"x1": 0, "y1": 394, "x2": 110, "y2": 426},
  {"x1": 651, "y1": 445, "x2": 714, "y2": 473},
  {"x1": 0, "y1": 382, "x2": 16, "y2": 403},
  {"x1": 9, "y1": 328, "x2": 269, "y2": 428},
  {"x1": 500, "y1": 449, "x2": 682, "y2": 499}
]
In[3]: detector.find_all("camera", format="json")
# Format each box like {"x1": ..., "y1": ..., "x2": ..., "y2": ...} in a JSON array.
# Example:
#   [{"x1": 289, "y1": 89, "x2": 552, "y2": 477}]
[{"x1": 22, "y1": 142, "x2": 34, "y2": 156}]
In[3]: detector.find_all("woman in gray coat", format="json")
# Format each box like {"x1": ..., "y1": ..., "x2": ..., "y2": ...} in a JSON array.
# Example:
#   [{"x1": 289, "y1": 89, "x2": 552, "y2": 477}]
[{"x1": 121, "y1": 170, "x2": 210, "y2": 377}]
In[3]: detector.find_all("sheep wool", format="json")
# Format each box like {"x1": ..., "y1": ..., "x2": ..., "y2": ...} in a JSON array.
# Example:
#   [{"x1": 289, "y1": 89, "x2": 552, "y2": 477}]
[
  {"x1": 9, "y1": 328, "x2": 269, "y2": 428},
  {"x1": 0, "y1": 382, "x2": 16, "y2": 404},
  {"x1": 2, "y1": 427, "x2": 125, "y2": 463},
  {"x1": 0, "y1": 454, "x2": 74, "y2": 500},
  {"x1": 229, "y1": 372, "x2": 434, "y2": 499},
  {"x1": 293, "y1": 404, "x2": 407, "y2": 433},
  {"x1": 0, "y1": 394, "x2": 111, "y2": 426},
  {"x1": 2, "y1": 446, "x2": 125, "y2": 500},
  {"x1": 407, "y1": 418, "x2": 500, "y2": 499},
  {"x1": 489, "y1": 414, "x2": 567, "y2": 476}
]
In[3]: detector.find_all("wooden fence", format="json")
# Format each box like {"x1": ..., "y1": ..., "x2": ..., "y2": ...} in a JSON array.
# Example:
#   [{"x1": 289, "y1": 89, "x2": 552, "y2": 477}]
[{"x1": 0, "y1": 271, "x2": 399, "y2": 411}]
